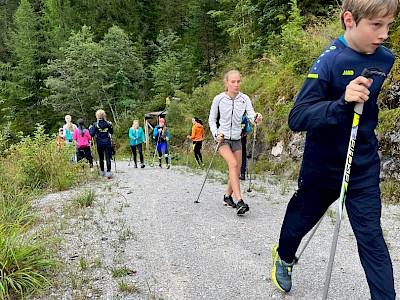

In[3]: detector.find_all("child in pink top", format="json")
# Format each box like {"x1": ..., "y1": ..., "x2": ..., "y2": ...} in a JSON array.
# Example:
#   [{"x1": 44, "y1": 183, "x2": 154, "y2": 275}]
[{"x1": 73, "y1": 118, "x2": 94, "y2": 171}]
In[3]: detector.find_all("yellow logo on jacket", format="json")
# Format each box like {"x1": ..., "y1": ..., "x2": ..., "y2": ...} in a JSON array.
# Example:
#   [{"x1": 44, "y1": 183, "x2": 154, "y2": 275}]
[{"x1": 342, "y1": 70, "x2": 354, "y2": 76}]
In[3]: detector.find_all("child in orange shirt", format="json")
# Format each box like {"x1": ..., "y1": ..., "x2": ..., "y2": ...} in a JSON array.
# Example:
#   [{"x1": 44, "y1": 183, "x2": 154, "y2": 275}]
[
  {"x1": 56, "y1": 128, "x2": 65, "y2": 149},
  {"x1": 187, "y1": 117, "x2": 205, "y2": 167}
]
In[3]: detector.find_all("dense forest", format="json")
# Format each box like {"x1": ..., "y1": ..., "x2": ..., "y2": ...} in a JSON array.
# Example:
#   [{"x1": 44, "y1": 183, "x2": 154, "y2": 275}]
[
  {"x1": 1, "y1": 0, "x2": 400, "y2": 174},
  {"x1": 0, "y1": 0, "x2": 341, "y2": 142}
]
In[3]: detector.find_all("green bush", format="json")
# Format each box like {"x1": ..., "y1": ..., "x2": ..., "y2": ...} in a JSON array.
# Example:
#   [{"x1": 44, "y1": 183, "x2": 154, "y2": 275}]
[{"x1": 5, "y1": 124, "x2": 78, "y2": 191}]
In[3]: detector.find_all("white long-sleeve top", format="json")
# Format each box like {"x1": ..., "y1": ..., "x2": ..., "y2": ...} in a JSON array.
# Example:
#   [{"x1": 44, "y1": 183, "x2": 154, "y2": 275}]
[{"x1": 208, "y1": 92, "x2": 256, "y2": 140}]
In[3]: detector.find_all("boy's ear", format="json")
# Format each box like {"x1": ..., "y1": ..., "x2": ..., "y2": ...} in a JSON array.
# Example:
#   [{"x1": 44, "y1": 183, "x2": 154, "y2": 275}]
[{"x1": 343, "y1": 11, "x2": 355, "y2": 28}]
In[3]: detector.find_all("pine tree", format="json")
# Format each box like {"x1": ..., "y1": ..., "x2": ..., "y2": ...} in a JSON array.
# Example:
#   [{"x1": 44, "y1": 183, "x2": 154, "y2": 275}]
[{"x1": 3, "y1": 0, "x2": 42, "y2": 136}]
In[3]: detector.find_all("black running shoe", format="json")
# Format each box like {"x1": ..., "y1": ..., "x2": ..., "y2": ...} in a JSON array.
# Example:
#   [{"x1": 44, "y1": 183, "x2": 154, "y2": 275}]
[
  {"x1": 223, "y1": 195, "x2": 236, "y2": 208},
  {"x1": 236, "y1": 200, "x2": 250, "y2": 214}
]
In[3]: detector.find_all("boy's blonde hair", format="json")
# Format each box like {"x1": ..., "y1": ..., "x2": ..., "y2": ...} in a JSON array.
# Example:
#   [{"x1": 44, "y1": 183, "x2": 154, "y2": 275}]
[
  {"x1": 95, "y1": 109, "x2": 106, "y2": 120},
  {"x1": 341, "y1": 0, "x2": 400, "y2": 29}
]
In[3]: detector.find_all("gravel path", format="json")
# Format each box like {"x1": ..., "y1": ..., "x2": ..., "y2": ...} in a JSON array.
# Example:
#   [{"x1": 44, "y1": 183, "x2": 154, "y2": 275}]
[{"x1": 34, "y1": 160, "x2": 400, "y2": 300}]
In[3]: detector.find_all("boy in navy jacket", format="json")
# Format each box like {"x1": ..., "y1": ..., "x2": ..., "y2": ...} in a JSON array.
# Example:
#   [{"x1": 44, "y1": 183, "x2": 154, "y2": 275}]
[{"x1": 272, "y1": 0, "x2": 399, "y2": 299}]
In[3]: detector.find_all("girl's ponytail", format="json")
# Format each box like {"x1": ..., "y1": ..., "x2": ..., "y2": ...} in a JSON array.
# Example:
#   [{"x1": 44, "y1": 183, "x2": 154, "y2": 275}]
[{"x1": 77, "y1": 118, "x2": 85, "y2": 137}]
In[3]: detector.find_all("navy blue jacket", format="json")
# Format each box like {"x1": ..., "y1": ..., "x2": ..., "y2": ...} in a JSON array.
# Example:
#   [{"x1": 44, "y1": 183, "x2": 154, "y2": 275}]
[
  {"x1": 90, "y1": 119, "x2": 114, "y2": 148},
  {"x1": 289, "y1": 36, "x2": 394, "y2": 189}
]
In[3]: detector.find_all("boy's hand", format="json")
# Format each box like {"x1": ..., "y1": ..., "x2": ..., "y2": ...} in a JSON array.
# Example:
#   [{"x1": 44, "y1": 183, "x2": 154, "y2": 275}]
[{"x1": 344, "y1": 76, "x2": 373, "y2": 103}]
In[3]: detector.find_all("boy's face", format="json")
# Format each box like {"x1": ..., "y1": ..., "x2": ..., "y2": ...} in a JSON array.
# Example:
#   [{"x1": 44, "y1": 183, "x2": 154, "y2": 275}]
[{"x1": 343, "y1": 12, "x2": 395, "y2": 54}]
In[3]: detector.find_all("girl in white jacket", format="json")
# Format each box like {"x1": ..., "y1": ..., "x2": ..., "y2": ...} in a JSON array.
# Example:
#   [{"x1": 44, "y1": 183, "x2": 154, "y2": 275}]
[{"x1": 209, "y1": 70, "x2": 262, "y2": 214}]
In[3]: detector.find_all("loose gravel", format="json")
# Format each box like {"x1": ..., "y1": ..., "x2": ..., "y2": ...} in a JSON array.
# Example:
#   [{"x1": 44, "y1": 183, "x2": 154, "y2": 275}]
[{"x1": 33, "y1": 160, "x2": 400, "y2": 300}]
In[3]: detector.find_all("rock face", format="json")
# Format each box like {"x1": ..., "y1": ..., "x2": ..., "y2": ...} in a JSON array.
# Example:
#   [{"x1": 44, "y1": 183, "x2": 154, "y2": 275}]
[
  {"x1": 379, "y1": 80, "x2": 400, "y2": 179},
  {"x1": 283, "y1": 124, "x2": 400, "y2": 180},
  {"x1": 287, "y1": 132, "x2": 305, "y2": 161},
  {"x1": 379, "y1": 122, "x2": 400, "y2": 180}
]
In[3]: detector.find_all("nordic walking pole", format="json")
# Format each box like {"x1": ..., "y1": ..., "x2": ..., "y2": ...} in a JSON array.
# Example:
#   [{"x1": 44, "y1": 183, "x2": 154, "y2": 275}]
[
  {"x1": 247, "y1": 124, "x2": 257, "y2": 192},
  {"x1": 92, "y1": 138, "x2": 99, "y2": 171},
  {"x1": 110, "y1": 136, "x2": 117, "y2": 173},
  {"x1": 322, "y1": 68, "x2": 386, "y2": 300},
  {"x1": 295, "y1": 216, "x2": 324, "y2": 263},
  {"x1": 128, "y1": 148, "x2": 133, "y2": 166},
  {"x1": 185, "y1": 138, "x2": 190, "y2": 168},
  {"x1": 247, "y1": 95, "x2": 260, "y2": 192},
  {"x1": 150, "y1": 136, "x2": 160, "y2": 167},
  {"x1": 194, "y1": 135, "x2": 223, "y2": 203},
  {"x1": 113, "y1": 150, "x2": 117, "y2": 172},
  {"x1": 151, "y1": 144, "x2": 158, "y2": 167}
]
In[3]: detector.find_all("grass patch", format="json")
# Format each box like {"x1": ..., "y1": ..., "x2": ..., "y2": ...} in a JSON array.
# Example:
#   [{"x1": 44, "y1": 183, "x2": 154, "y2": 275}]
[
  {"x1": 381, "y1": 178, "x2": 400, "y2": 205},
  {"x1": 0, "y1": 188, "x2": 33, "y2": 228},
  {"x1": 79, "y1": 257, "x2": 88, "y2": 270},
  {"x1": 118, "y1": 227, "x2": 137, "y2": 242},
  {"x1": 0, "y1": 224, "x2": 56, "y2": 299},
  {"x1": 112, "y1": 266, "x2": 136, "y2": 278},
  {"x1": 117, "y1": 279, "x2": 140, "y2": 293},
  {"x1": 73, "y1": 189, "x2": 95, "y2": 208}
]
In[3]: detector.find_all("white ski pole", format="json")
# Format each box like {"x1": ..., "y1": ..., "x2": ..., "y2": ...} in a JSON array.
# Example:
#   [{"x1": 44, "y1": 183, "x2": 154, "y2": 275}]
[{"x1": 322, "y1": 67, "x2": 386, "y2": 300}]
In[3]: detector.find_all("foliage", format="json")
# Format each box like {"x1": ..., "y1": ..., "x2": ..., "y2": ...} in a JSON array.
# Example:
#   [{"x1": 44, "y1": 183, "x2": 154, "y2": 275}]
[
  {"x1": 150, "y1": 30, "x2": 186, "y2": 103},
  {"x1": 183, "y1": 0, "x2": 228, "y2": 82},
  {"x1": 0, "y1": 123, "x2": 84, "y2": 298},
  {"x1": 0, "y1": 0, "x2": 399, "y2": 189},
  {"x1": 377, "y1": 108, "x2": 400, "y2": 156},
  {"x1": 0, "y1": 224, "x2": 56, "y2": 300},
  {"x1": 377, "y1": 108, "x2": 400, "y2": 134},
  {"x1": 44, "y1": 26, "x2": 105, "y2": 122},
  {"x1": 0, "y1": 186, "x2": 33, "y2": 229},
  {"x1": 1, "y1": 0, "x2": 45, "y2": 137},
  {"x1": 45, "y1": 25, "x2": 145, "y2": 126},
  {"x1": 209, "y1": 0, "x2": 259, "y2": 51},
  {"x1": 40, "y1": 0, "x2": 73, "y2": 59},
  {"x1": 4, "y1": 124, "x2": 78, "y2": 190}
]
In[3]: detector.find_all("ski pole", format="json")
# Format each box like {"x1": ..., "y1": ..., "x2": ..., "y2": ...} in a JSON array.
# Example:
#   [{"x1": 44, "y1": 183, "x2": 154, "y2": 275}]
[
  {"x1": 247, "y1": 124, "x2": 257, "y2": 192},
  {"x1": 194, "y1": 135, "x2": 223, "y2": 203},
  {"x1": 322, "y1": 68, "x2": 386, "y2": 300}
]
